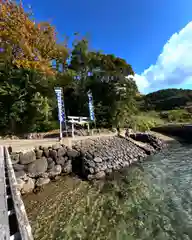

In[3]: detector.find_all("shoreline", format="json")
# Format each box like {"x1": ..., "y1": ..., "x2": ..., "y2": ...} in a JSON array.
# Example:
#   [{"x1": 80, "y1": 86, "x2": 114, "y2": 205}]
[{"x1": 149, "y1": 131, "x2": 177, "y2": 142}]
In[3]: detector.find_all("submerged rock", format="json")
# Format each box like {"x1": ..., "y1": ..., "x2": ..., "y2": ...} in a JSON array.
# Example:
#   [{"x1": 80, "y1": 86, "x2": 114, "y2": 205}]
[
  {"x1": 95, "y1": 171, "x2": 106, "y2": 179},
  {"x1": 21, "y1": 178, "x2": 35, "y2": 194},
  {"x1": 36, "y1": 177, "x2": 50, "y2": 187}
]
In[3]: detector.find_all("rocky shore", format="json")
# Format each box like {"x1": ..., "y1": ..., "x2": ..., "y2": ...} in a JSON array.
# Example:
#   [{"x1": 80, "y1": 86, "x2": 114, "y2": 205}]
[{"x1": 9, "y1": 133, "x2": 166, "y2": 194}]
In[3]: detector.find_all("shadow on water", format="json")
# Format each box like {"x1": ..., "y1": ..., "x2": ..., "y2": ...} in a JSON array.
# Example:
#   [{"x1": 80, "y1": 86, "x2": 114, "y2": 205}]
[{"x1": 23, "y1": 141, "x2": 192, "y2": 240}]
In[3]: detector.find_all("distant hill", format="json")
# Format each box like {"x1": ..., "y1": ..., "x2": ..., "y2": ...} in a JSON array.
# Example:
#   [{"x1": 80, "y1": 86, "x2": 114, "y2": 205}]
[{"x1": 141, "y1": 88, "x2": 192, "y2": 111}]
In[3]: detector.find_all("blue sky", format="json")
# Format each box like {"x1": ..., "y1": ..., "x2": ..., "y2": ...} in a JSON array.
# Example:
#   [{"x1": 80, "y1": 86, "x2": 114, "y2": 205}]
[{"x1": 23, "y1": 0, "x2": 192, "y2": 93}]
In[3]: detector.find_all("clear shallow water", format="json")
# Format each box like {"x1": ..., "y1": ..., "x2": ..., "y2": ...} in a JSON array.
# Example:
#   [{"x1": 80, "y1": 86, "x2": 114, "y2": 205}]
[{"x1": 24, "y1": 141, "x2": 192, "y2": 240}]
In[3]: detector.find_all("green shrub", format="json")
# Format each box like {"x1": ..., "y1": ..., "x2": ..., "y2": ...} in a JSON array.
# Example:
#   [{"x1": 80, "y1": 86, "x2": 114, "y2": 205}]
[
  {"x1": 125, "y1": 114, "x2": 164, "y2": 132},
  {"x1": 160, "y1": 109, "x2": 192, "y2": 123},
  {"x1": 31, "y1": 120, "x2": 59, "y2": 133}
]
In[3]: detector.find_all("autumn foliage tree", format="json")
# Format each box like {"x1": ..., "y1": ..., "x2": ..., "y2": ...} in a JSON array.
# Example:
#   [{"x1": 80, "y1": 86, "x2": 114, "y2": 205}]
[
  {"x1": 0, "y1": 1, "x2": 138, "y2": 135},
  {"x1": 0, "y1": 0, "x2": 68, "y2": 73}
]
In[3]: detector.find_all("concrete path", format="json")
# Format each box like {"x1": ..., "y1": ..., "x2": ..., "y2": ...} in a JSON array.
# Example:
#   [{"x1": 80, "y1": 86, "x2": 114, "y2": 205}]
[{"x1": 0, "y1": 133, "x2": 116, "y2": 152}]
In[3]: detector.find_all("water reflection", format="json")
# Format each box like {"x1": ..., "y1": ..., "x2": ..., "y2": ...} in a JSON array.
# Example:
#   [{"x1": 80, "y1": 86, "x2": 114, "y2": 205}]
[{"x1": 24, "y1": 142, "x2": 192, "y2": 240}]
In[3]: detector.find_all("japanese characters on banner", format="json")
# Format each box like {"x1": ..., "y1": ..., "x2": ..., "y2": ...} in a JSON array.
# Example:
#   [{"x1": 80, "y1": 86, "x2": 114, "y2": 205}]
[
  {"x1": 54, "y1": 87, "x2": 64, "y2": 122},
  {"x1": 87, "y1": 90, "x2": 95, "y2": 121}
]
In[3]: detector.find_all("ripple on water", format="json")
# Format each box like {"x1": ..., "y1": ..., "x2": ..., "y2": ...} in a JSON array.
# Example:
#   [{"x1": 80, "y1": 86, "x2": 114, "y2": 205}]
[{"x1": 23, "y1": 142, "x2": 192, "y2": 240}]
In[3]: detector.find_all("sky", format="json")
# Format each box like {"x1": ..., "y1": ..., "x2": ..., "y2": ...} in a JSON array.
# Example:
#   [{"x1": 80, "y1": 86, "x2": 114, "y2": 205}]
[{"x1": 22, "y1": 0, "x2": 192, "y2": 93}]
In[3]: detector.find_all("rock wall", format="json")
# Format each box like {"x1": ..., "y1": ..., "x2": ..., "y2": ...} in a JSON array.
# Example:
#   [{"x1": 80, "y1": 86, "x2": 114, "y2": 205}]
[
  {"x1": 72, "y1": 136, "x2": 147, "y2": 180},
  {"x1": 9, "y1": 134, "x2": 166, "y2": 194},
  {"x1": 10, "y1": 144, "x2": 76, "y2": 194},
  {"x1": 129, "y1": 132, "x2": 167, "y2": 150}
]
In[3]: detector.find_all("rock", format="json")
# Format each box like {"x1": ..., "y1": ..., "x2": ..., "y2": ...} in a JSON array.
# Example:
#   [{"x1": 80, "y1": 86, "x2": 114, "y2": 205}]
[
  {"x1": 36, "y1": 177, "x2": 50, "y2": 187},
  {"x1": 21, "y1": 178, "x2": 35, "y2": 194},
  {"x1": 100, "y1": 164, "x2": 107, "y2": 171},
  {"x1": 85, "y1": 152, "x2": 93, "y2": 160},
  {"x1": 39, "y1": 172, "x2": 49, "y2": 178},
  {"x1": 87, "y1": 174, "x2": 95, "y2": 180},
  {"x1": 89, "y1": 167, "x2": 95, "y2": 174},
  {"x1": 55, "y1": 165, "x2": 62, "y2": 174},
  {"x1": 94, "y1": 157, "x2": 103, "y2": 163},
  {"x1": 48, "y1": 165, "x2": 62, "y2": 177},
  {"x1": 35, "y1": 150, "x2": 43, "y2": 159},
  {"x1": 47, "y1": 161, "x2": 55, "y2": 170},
  {"x1": 105, "y1": 168, "x2": 112, "y2": 174},
  {"x1": 85, "y1": 159, "x2": 95, "y2": 168},
  {"x1": 52, "y1": 143, "x2": 61, "y2": 150},
  {"x1": 57, "y1": 147, "x2": 66, "y2": 157},
  {"x1": 94, "y1": 168, "x2": 100, "y2": 173},
  {"x1": 49, "y1": 150, "x2": 57, "y2": 161},
  {"x1": 95, "y1": 171, "x2": 106, "y2": 180},
  {"x1": 43, "y1": 147, "x2": 49, "y2": 158},
  {"x1": 55, "y1": 175, "x2": 61, "y2": 180},
  {"x1": 47, "y1": 157, "x2": 54, "y2": 164},
  {"x1": 15, "y1": 171, "x2": 26, "y2": 179},
  {"x1": 67, "y1": 149, "x2": 79, "y2": 158},
  {"x1": 27, "y1": 157, "x2": 48, "y2": 175},
  {"x1": 16, "y1": 178, "x2": 25, "y2": 191},
  {"x1": 28, "y1": 172, "x2": 48, "y2": 179},
  {"x1": 13, "y1": 163, "x2": 25, "y2": 172},
  {"x1": 27, "y1": 173, "x2": 37, "y2": 178},
  {"x1": 62, "y1": 160, "x2": 72, "y2": 174},
  {"x1": 56, "y1": 156, "x2": 66, "y2": 165},
  {"x1": 19, "y1": 151, "x2": 36, "y2": 165},
  {"x1": 11, "y1": 153, "x2": 20, "y2": 164}
]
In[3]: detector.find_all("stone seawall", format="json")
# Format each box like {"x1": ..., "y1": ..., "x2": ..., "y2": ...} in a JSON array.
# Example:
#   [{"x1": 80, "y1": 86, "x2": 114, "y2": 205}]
[
  {"x1": 73, "y1": 136, "x2": 147, "y2": 180},
  {"x1": 9, "y1": 134, "x2": 166, "y2": 195}
]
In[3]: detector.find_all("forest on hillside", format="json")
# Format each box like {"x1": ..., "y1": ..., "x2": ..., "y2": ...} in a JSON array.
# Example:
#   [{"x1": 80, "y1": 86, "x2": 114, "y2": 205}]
[
  {"x1": 0, "y1": 1, "x2": 191, "y2": 136},
  {"x1": 143, "y1": 89, "x2": 192, "y2": 111}
]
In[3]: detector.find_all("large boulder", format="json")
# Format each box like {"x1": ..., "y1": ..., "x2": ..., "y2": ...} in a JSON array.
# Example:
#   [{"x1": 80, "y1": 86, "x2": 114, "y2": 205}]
[
  {"x1": 19, "y1": 151, "x2": 36, "y2": 165},
  {"x1": 27, "y1": 157, "x2": 48, "y2": 175}
]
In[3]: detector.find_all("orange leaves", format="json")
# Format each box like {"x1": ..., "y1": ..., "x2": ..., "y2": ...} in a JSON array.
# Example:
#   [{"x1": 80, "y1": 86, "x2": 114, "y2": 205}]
[{"x1": 0, "y1": 0, "x2": 68, "y2": 75}]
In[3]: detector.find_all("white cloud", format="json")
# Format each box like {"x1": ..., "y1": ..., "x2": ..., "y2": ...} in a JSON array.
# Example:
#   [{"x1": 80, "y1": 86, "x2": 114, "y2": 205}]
[{"x1": 134, "y1": 21, "x2": 192, "y2": 93}]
